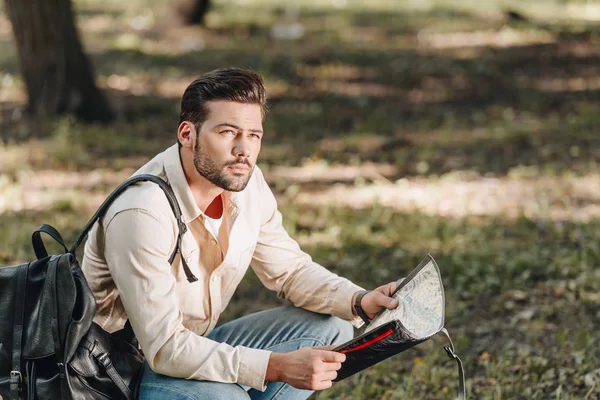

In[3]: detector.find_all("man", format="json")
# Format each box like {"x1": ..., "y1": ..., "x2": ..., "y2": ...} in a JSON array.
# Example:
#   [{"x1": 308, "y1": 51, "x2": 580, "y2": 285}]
[{"x1": 82, "y1": 68, "x2": 400, "y2": 400}]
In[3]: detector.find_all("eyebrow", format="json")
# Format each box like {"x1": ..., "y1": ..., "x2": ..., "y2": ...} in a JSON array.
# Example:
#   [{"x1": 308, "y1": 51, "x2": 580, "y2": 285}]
[{"x1": 213, "y1": 123, "x2": 263, "y2": 134}]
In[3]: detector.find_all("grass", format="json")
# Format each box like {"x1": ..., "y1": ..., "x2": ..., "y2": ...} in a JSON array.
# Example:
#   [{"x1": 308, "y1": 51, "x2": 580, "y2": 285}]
[{"x1": 1, "y1": 0, "x2": 600, "y2": 398}]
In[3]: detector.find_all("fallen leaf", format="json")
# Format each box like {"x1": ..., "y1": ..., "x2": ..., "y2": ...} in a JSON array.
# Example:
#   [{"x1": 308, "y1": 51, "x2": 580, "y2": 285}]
[
  {"x1": 508, "y1": 290, "x2": 528, "y2": 302},
  {"x1": 553, "y1": 288, "x2": 566, "y2": 297},
  {"x1": 514, "y1": 308, "x2": 536, "y2": 321},
  {"x1": 585, "y1": 369, "x2": 600, "y2": 387}
]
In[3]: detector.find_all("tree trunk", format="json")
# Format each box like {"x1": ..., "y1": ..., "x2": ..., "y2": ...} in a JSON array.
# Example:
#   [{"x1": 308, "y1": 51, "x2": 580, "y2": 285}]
[
  {"x1": 175, "y1": 0, "x2": 211, "y2": 25},
  {"x1": 4, "y1": 0, "x2": 114, "y2": 122}
]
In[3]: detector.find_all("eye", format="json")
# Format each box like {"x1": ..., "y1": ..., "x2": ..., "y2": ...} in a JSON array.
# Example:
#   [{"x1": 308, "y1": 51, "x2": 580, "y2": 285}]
[
  {"x1": 220, "y1": 130, "x2": 236, "y2": 136},
  {"x1": 250, "y1": 133, "x2": 262, "y2": 139}
]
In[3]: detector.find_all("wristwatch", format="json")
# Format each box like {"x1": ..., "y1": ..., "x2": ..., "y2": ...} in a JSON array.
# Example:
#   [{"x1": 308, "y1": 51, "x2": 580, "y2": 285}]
[{"x1": 354, "y1": 290, "x2": 371, "y2": 325}]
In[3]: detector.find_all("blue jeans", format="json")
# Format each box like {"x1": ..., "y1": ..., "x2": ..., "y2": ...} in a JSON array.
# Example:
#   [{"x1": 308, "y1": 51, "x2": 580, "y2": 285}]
[{"x1": 138, "y1": 306, "x2": 354, "y2": 400}]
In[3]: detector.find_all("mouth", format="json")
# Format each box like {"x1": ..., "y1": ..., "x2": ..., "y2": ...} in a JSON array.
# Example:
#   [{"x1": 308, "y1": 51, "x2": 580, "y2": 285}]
[{"x1": 227, "y1": 163, "x2": 250, "y2": 173}]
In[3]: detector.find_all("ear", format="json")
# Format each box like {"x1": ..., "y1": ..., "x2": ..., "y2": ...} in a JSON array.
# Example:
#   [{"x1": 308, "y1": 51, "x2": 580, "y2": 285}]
[{"x1": 178, "y1": 121, "x2": 196, "y2": 149}]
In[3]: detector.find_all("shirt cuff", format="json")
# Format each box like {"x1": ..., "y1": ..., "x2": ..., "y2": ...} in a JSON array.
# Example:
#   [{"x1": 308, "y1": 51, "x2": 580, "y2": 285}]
[
  {"x1": 328, "y1": 281, "x2": 366, "y2": 329},
  {"x1": 237, "y1": 346, "x2": 272, "y2": 391}
]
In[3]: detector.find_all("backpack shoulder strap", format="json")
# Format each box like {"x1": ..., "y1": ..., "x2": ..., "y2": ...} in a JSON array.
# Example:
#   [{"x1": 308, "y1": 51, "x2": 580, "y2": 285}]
[
  {"x1": 440, "y1": 328, "x2": 466, "y2": 400},
  {"x1": 70, "y1": 174, "x2": 198, "y2": 283}
]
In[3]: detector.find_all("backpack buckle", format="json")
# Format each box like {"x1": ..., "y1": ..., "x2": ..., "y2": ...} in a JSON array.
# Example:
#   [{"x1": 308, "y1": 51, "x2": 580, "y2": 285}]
[
  {"x1": 10, "y1": 370, "x2": 22, "y2": 391},
  {"x1": 97, "y1": 352, "x2": 112, "y2": 369},
  {"x1": 10, "y1": 370, "x2": 22, "y2": 384}
]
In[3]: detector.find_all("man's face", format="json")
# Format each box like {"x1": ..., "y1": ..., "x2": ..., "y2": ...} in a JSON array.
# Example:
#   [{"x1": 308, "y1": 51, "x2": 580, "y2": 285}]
[{"x1": 193, "y1": 101, "x2": 263, "y2": 192}]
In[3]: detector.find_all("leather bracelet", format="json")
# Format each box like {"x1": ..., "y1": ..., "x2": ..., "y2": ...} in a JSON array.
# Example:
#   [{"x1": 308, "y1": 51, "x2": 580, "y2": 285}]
[{"x1": 354, "y1": 290, "x2": 371, "y2": 325}]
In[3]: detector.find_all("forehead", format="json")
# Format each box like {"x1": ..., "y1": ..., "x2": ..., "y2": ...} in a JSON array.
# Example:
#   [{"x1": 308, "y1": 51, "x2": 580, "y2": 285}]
[{"x1": 204, "y1": 101, "x2": 263, "y2": 126}]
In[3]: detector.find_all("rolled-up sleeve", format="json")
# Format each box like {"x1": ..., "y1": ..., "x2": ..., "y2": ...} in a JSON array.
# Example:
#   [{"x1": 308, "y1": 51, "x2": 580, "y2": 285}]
[
  {"x1": 103, "y1": 208, "x2": 271, "y2": 390},
  {"x1": 250, "y1": 173, "x2": 365, "y2": 328}
]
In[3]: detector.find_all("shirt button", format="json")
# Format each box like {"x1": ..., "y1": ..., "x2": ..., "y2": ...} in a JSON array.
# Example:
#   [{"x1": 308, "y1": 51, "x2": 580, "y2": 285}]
[
  {"x1": 212, "y1": 314, "x2": 218, "y2": 320},
  {"x1": 211, "y1": 239, "x2": 218, "y2": 246},
  {"x1": 211, "y1": 276, "x2": 218, "y2": 283}
]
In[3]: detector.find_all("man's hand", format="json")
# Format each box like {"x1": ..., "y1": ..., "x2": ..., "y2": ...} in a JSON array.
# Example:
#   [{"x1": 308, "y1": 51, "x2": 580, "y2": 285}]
[
  {"x1": 354, "y1": 281, "x2": 401, "y2": 320},
  {"x1": 265, "y1": 346, "x2": 346, "y2": 390}
]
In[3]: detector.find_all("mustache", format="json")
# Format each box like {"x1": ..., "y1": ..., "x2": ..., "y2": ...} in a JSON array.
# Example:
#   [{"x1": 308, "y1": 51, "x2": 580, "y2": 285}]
[{"x1": 225, "y1": 158, "x2": 252, "y2": 167}]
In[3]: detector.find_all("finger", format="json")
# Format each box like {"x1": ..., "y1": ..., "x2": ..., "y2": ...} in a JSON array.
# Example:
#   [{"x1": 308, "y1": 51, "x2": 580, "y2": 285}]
[
  {"x1": 319, "y1": 370, "x2": 338, "y2": 381},
  {"x1": 374, "y1": 291, "x2": 398, "y2": 309},
  {"x1": 380, "y1": 281, "x2": 396, "y2": 296},
  {"x1": 312, "y1": 344, "x2": 337, "y2": 351},
  {"x1": 375, "y1": 281, "x2": 396, "y2": 297},
  {"x1": 313, "y1": 380, "x2": 333, "y2": 390},
  {"x1": 322, "y1": 362, "x2": 342, "y2": 371},
  {"x1": 319, "y1": 350, "x2": 346, "y2": 363}
]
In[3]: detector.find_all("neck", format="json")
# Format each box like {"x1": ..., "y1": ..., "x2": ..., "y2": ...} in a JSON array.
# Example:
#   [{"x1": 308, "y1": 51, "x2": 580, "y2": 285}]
[{"x1": 180, "y1": 147, "x2": 225, "y2": 213}]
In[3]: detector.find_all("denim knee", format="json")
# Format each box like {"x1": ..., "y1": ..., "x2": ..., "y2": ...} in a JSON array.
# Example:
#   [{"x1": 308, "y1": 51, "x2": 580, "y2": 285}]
[
  {"x1": 139, "y1": 381, "x2": 250, "y2": 400},
  {"x1": 139, "y1": 363, "x2": 250, "y2": 400},
  {"x1": 321, "y1": 316, "x2": 354, "y2": 346}
]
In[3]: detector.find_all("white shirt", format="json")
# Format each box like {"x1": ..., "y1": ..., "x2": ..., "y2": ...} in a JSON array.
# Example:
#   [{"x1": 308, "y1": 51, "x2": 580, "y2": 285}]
[{"x1": 204, "y1": 213, "x2": 223, "y2": 243}]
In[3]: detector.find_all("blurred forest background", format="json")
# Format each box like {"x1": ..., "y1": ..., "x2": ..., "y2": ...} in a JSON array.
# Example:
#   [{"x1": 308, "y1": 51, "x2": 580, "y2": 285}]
[{"x1": 1, "y1": 0, "x2": 600, "y2": 398}]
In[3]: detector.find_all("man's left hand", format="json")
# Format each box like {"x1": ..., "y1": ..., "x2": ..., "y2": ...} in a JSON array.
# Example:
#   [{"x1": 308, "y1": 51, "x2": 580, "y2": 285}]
[{"x1": 354, "y1": 281, "x2": 400, "y2": 320}]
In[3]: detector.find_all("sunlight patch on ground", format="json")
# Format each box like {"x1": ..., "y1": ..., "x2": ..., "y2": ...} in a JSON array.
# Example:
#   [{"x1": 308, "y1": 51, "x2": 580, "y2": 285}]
[
  {"x1": 266, "y1": 162, "x2": 398, "y2": 184},
  {"x1": 100, "y1": 73, "x2": 196, "y2": 98},
  {"x1": 418, "y1": 27, "x2": 555, "y2": 49},
  {"x1": 0, "y1": 13, "x2": 12, "y2": 38},
  {"x1": 0, "y1": 169, "x2": 131, "y2": 213},
  {"x1": 338, "y1": 26, "x2": 390, "y2": 47},
  {"x1": 565, "y1": 3, "x2": 600, "y2": 22},
  {"x1": 557, "y1": 41, "x2": 599, "y2": 59},
  {"x1": 296, "y1": 231, "x2": 342, "y2": 249},
  {"x1": 101, "y1": 73, "x2": 215, "y2": 99},
  {"x1": 525, "y1": 75, "x2": 600, "y2": 93},
  {"x1": 0, "y1": 142, "x2": 47, "y2": 175},
  {"x1": 3, "y1": 165, "x2": 599, "y2": 225},
  {"x1": 0, "y1": 73, "x2": 25, "y2": 105},
  {"x1": 289, "y1": 172, "x2": 600, "y2": 222},
  {"x1": 80, "y1": 14, "x2": 117, "y2": 34}
]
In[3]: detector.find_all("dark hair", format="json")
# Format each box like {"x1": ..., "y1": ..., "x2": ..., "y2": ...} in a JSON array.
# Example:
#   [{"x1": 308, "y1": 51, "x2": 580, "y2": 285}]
[{"x1": 179, "y1": 67, "x2": 267, "y2": 141}]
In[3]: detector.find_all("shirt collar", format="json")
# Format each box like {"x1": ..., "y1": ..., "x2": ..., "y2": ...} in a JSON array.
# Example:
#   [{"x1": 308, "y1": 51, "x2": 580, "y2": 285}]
[{"x1": 162, "y1": 144, "x2": 240, "y2": 224}]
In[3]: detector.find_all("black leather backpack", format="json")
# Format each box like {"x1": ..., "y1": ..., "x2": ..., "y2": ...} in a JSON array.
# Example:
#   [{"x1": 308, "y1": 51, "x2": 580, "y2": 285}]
[{"x1": 0, "y1": 174, "x2": 192, "y2": 400}]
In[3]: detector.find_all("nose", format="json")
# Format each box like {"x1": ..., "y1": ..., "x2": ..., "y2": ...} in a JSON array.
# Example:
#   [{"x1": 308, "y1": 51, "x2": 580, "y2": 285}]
[{"x1": 232, "y1": 138, "x2": 251, "y2": 158}]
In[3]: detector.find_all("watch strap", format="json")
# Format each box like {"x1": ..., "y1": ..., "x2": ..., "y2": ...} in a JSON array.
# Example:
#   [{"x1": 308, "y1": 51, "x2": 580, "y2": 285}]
[{"x1": 354, "y1": 290, "x2": 371, "y2": 325}]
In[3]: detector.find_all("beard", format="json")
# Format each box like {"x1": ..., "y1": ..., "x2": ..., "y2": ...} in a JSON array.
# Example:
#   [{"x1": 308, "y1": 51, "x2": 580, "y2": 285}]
[{"x1": 193, "y1": 140, "x2": 254, "y2": 192}]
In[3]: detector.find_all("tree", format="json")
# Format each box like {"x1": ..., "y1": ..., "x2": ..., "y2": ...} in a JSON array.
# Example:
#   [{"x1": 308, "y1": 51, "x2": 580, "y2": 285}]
[
  {"x1": 175, "y1": 0, "x2": 211, "y2": 25},
  {"x1": 4, "y1": 0, "x2": 114, "y2": 122}
]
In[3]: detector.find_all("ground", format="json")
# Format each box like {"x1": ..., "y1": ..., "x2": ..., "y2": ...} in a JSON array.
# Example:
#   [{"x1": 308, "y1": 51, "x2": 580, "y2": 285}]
[{"x1": 1, "y1": 0, "x2": 600, "y2": 398}]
